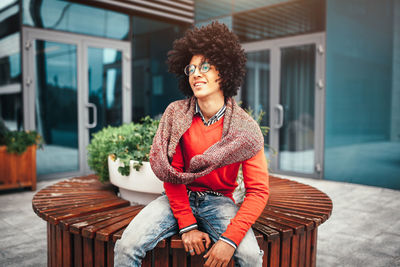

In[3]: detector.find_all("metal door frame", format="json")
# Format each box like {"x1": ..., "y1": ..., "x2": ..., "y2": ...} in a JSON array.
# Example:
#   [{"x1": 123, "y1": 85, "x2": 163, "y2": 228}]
[
  {"x1": 22, "y1": 26, "x2": 131, "y2": 178},
  {"x1": 242, "y1": 32, "x2": 326, "y2": 179}
]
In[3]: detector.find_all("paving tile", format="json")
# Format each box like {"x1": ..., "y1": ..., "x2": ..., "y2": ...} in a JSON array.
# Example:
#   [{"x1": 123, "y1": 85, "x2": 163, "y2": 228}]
[{"x1": 371, "y1": 232, "x2": 400, "y2": 258}]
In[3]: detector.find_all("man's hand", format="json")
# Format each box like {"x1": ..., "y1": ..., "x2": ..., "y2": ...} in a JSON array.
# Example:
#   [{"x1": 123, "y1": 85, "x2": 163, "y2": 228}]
[
  {"x1": 181, "y1": 229, "x2": 211, "y2": 256},
  {"x1": 204, "y1": 240, "x2": 235, "y2": 267}
]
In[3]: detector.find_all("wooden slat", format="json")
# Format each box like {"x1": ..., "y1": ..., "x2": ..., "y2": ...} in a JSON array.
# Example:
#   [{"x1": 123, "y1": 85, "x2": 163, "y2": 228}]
[
  {"x1": 107, "y1": 241, "x2": 115, "y2": 267},
  {"x1": 69, "y1": 206, "x2": 142, "y2": 235},
  {"x1": 94, "y1": 239, "x2": 106, "y2": 267},
  {"x1": 142, "y1": 251, "x2": 152, "y2": 267},
  {"x1": 310, "y1": 228, "x2": 318, "y2": 267},
  {"x1": 83, "y1": 237, "x2": 94, "y2": 267},
  {"x1": 172, "y1": 248, "x2": 188, "y2": 267},
  {"x1": 73, "y1": 234, "x2": 83, "y2": 267},
  {"x1": 62, "y1": 229, "x2": 73, "y2": 267},
  {"x1": 95, "y1": 215, "x2": 138, "y2": 241},
  {"x1": 191, "y1": 254, "x2": 205, "y2": 266},
  {"x1": 269, "y1": 238, "x2": 280, "y2": 267},
  {"x1": 47, "y1": 223, "x2": 53, "y2": 267},
  {"x1": 82, "y1": 208, "x2": 143, "y2": 239},
  {"x1": 47, "y1": 199, "x2": 129, "y2": 224},
  {"x1": 153, "y1": 242, "x2": 169, "y2": 266},
  {"x1": 60, "y1": 205, "x2": 136, "y2": 231},
  {"x1": 50, "y1": 224, "x2": 56, "y2": 267}
]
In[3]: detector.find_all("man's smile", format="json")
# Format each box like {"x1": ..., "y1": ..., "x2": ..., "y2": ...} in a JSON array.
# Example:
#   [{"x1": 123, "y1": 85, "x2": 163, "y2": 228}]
[{"x1": 193, "y1": 80, "x2": 207, "y2": 88}]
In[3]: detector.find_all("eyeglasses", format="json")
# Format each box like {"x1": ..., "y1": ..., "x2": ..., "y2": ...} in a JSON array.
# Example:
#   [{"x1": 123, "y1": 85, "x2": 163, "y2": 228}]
[{"x1": 184, "y1": 62, "x2": 211, "y2": 76}]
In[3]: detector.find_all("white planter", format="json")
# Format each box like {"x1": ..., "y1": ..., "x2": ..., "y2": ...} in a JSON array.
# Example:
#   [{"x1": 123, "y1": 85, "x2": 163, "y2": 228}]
[{"x1": 108, "y1": 156, "x2": 164, "y2": 205}]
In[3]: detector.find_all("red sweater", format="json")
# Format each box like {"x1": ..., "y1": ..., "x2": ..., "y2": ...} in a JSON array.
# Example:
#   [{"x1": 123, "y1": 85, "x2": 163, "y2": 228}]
[{"x1": 164, "y1": 115, "x2": 269, "y2": 246}]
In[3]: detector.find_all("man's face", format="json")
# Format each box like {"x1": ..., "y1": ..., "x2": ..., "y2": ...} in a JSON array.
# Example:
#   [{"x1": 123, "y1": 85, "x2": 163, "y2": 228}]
[{"x1": 188, "y1": 54, "x2": 222, "y2": 101}]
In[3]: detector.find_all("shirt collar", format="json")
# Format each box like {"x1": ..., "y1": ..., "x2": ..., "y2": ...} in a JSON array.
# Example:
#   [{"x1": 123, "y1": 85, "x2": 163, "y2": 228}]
[{"x1": 195, "y1": 100, "x2": 226, "y2": 126}]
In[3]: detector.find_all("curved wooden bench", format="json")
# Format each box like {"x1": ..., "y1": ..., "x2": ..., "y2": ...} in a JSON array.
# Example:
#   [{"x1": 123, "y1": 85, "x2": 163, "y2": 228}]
[{"x1": 32, "y1": 175, "x2": 332, "y2": 267}]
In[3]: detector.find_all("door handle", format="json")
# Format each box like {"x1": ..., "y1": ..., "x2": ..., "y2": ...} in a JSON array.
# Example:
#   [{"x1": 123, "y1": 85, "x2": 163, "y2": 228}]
[
  {"x1": 274, "y1": 104, "x2": 284, "y2": 129},
  {"x1": 86, "y1": 103, "x2": 97, "y2": 129}
]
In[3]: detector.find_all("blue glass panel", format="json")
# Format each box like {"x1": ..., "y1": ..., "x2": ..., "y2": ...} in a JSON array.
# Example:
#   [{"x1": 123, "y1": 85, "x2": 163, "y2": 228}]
[
  {"x1": 131, "y1": 16, "x2": 185, "y2": 121},
  {"x1": 325, "y1": 0, "x2": 400, "y2": 189},
  {"x1": 279, "y1": 44, "x2": 315, "y2": 174},
  {"x1": 88, "y1": 47, "x2": 123, "y2": 138},
  {"x1": 0, "y1": 32, "x2": 21, "y2": 87},
  {"x1": 0, "y1": 93, "x2": 22, "y2": 131},
  {"x1": 241, "y1": 50, "x2": 270, "y2": 151},
  {"x1": 0, "y1": 2, "x2": 22, "y2": 130},
  {"x1": 0, "y1": 0, "x2": 21, "y2": 88},
  {"x1": 34, "y1": 40, "x2": 79, "y2": 175},
  {"x1": 22, "y1": 0, "x2": 129, "y2": 40}
]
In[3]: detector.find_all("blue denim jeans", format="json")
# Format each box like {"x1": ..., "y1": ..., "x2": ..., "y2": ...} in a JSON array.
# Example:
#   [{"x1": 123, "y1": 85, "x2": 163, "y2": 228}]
[{"x1": 114, "y1": 193, "x2": 263, "y2": 267}]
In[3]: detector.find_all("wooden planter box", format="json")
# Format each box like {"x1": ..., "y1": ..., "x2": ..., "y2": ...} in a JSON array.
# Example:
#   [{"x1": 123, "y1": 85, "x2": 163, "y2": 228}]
[{"x1": 0, "y1": 145, "x2": 36, "y2": 191}]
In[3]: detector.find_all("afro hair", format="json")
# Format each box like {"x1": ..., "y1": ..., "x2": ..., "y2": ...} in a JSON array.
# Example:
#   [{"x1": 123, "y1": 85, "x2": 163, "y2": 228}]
[{"x1": 167, "y1": 21, "x2": 246, "y2": 98}]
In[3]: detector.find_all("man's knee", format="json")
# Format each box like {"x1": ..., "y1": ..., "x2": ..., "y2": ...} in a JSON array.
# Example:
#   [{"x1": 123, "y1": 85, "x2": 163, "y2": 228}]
[{"x1": 234, "y1": 229, "x2": 263, "y2": 266}]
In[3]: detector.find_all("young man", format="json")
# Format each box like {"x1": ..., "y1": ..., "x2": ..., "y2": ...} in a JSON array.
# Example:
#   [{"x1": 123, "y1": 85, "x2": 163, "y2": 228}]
[{"x1": 114, "y1": 22, "x2": 269, "y2": 267}]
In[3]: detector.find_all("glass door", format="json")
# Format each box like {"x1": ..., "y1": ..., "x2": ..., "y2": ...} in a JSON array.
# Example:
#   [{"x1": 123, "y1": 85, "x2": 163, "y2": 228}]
[
  {"x1": 277, "y1": 44, "x2": 316, "y2": 174},
  {"x1": 23, "y1": 28, "x2": 131, "y2": 178},
  {"x1": 32, "y1": 40, "x2": 80, "y2": 175},
  {"x1": 242, "y1": 33, "x2": 325, "y2": 178}
]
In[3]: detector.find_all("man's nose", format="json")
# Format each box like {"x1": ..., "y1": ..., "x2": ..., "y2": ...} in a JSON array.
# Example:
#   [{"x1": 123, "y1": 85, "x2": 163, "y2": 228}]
[{"x1": 193, "y1": 66, "x2": 202, "y2": 76}]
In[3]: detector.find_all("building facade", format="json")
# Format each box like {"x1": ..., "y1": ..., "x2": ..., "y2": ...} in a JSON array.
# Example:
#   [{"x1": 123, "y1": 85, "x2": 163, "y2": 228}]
[{"x1": 0, "y1": 0, "x2": 399, "y2": 189}]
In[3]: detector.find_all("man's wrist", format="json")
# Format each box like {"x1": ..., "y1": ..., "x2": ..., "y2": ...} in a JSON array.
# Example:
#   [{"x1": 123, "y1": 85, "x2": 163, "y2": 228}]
[
  {"x1": 219, "y1": 236, "x2": 237, "y2": 250},
  {"x1": 179, "y1": 223, "x2": 198, "y2": 235}
]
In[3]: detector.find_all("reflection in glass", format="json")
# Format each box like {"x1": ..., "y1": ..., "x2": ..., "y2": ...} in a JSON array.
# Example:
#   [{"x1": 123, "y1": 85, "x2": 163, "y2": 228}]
[
  {"x1": 35, "y1": 41, "x2": 79, "y2": 175},
  {"x1": 241, "y1": 50, "x2": 270, "y2": 150},
  {"x1": 22, "y1": 0, "x2": 129, "y2": 40},
  {"x1": 232, "y1": 0, "x2": 325, "y2": 42},
  {"x1": 0, "y1": 1, "x2": 22, "y2": 132},
  {"x1": 279, "y1": 44, "x2": 315, "y2": 174},
  {"x1": 325, "y1": 0, "x2": 400, "y2": 189},
  {"x1": 88, "y1": 47, "x2": 123, "y2": 138},
  {"x1": 131, "y1": 16, "x2": 185, "y2": 121},
  {"x1": 0, "y1": 0, "x2": 21, "y2": 90},
  {"x1": 0, "y1": 33, "x2": 21, "y2": 87},
  {"x1": 0, "y1": 93, "x2": 22, "y2": 131}
]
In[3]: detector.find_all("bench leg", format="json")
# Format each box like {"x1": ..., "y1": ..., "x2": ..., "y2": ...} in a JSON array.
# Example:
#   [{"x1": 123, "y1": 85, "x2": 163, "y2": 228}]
[
  {"x1": 62, "y1": 229, "x2": 73, "y2": 267},
  {"x1": 269, "y1": 238, "x2": 280, "y2": 267},
  {"x1": 154, "y1": 244, "x2": 170, "y2": 266},
  {"x1": 172, "y1": 248, "x2": 188, "y2": 267},
  {"x1": 142, "y1": 251, "x2": 152, "y2": 267},
  {"x1": 83, "y1": 237, "x2": 94, "y2": 267},
  {"x1": 74, "y1": 234, "x2": 83, "y2": 267},
  {"x1": 107, "y1": 242, "x2": 115, "y2": 267},
  {"x1": 310, "y1": 228, "x2": 318, "y2": 267},
  {"x1": 290, "y1": 233, "x2": 300, "y2": 267},
  {"x1": 95, "y1": 239, "x2": 106, "y2": 267}
]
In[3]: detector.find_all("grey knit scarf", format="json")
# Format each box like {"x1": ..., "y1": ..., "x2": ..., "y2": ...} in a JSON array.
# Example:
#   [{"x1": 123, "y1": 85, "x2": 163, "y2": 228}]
[{"x1": 149, "y1": 97, "x2": 264, "y2": 184}]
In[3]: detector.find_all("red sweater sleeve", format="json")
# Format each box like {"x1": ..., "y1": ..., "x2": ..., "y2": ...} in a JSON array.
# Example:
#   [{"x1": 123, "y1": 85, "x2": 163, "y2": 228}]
[
  {"x1": 164, "y1": 141, "x2": 197, "y2": 230},
  {"x1": 221, "y1": 147, "x2": 269, "y2": 246}
]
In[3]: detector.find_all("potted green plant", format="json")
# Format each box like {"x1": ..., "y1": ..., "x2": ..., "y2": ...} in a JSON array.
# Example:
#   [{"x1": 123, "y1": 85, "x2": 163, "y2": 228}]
[
  {"x1": 87, "y1": 116, "x2": 161, "y2": 204},
  {"x1": 0, "y1": 119, "x2": 43, "y2": 191}
]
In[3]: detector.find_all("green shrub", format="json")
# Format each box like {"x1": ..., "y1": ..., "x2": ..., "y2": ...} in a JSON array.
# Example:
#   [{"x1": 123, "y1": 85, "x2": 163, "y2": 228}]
[
  {"x1": 0, "y1": 119, "x2": 43, "y2": 154},
  {"x1": 87, "y1": 116, "x2": 159, "y2": 183}
]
